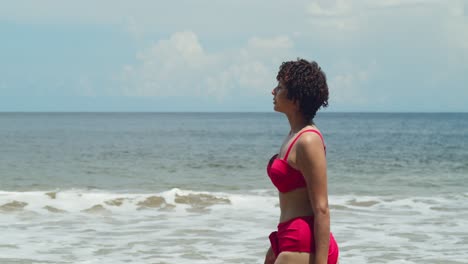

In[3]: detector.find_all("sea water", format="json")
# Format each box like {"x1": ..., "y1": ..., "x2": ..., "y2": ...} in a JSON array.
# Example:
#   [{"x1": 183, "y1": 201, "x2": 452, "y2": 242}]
[{"x1": 1, "y1": 112, "x2": 467, "y2": 263}]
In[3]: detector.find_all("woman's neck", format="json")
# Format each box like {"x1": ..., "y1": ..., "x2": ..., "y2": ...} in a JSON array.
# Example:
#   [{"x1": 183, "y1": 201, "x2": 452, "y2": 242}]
[{"x1": 286, "y1": 112, "x2": 313, "y2": 134}]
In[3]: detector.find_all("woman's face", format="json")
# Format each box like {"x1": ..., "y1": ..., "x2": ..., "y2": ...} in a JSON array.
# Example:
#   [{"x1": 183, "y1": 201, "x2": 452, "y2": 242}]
[{"x1": 272, "y1": 82, "x2": 295, "y2": 113}]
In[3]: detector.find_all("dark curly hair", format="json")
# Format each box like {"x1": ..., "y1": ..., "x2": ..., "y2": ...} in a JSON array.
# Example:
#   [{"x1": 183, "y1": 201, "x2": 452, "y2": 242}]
[{"x1": 276, "y1": 58, "x2": 329, "y2": 121}]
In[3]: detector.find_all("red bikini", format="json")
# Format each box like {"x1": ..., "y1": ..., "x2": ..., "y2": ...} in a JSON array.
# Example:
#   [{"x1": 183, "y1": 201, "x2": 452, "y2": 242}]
[
  {"x1": 267, "y1": 129, "x2": 326, "y2": 193},
  {"x1": 266, "y1": 129, "x2": 339, "y2": 264}
]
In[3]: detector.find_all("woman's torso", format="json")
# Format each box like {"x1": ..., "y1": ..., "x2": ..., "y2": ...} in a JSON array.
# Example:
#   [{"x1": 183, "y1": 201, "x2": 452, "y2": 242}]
[
  {"x1": 278, "y1": 189, "x2": 314, "y2": 222},
  {"x1": 268, "y1": 126, "x2": 325, "y2": 223}
]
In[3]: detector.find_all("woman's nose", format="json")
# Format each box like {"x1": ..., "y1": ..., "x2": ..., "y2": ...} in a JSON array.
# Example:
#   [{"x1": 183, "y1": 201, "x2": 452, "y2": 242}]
[{"x1": 271, "y1": 88, "x2": 276, "y2": 95}]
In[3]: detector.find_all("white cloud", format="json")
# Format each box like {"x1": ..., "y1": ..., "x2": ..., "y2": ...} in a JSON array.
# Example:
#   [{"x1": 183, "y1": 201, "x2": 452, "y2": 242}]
[
  {"x1": 303, "y1": 0, "x2": 468, "y2": 66},
  {"x1": 375, "y1": 0, "x2": 442, "y2": 8},
  {"x1": 247, "y1": 36, "x2": 293, "y2": 51},
  {"x1": 0, "y1": 1, "x2": 309, "y2": 36},
  {"x1": 306, "y1": 0, "x2": 359, "y2": 32},
  {"x1": 2, "y1": 0, "x2": 467, "y2": 111},
  {"x1": 118, "y1": 32, "x2": 294, "y2": 98},
  {"x1": 305, "y1": 0, "x2": 461, "y2": 33},
  {"x1": 307, "y1": 0, "x2": 352, "y2": 17},
  {"x1": 328, "y1": 61, "x2": 378, "y2": 106}
]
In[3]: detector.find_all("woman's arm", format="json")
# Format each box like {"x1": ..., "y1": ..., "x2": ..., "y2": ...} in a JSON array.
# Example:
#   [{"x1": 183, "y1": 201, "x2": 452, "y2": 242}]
[
  {"x1": 296, "y1": 133, "x2": 330, "y2": 264},
  {"x1": 264, "y1": 246, "x2": 275, "y2": 264}
]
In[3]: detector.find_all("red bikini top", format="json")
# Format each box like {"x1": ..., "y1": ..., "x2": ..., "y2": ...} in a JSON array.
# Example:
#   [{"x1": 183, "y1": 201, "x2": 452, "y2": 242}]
[{"x1": 267, "y1": 129, "x2": 326, "y2": 193}]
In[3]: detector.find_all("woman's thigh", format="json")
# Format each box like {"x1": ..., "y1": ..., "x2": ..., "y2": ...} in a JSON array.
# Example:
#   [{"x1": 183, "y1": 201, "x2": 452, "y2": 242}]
[{"x1": 274, "y1": 251, "x2": 310, "y2": 264}]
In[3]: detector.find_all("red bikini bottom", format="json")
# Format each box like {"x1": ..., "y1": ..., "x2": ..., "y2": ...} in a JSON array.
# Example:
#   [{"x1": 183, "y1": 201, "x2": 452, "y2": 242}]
[{"x1": 268, "y1": 216, "x2": 339, "y2": 264}]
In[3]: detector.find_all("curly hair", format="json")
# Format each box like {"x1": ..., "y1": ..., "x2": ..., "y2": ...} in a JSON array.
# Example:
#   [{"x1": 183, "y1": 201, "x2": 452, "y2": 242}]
[{"x1": 276, "y1": 58, "x2": 329, "y2": 121}]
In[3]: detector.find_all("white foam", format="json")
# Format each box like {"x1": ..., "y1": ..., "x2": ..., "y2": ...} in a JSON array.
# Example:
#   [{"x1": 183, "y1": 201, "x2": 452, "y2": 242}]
[{"x1": 0, "y1": 189, "x2": 467, "y2": 263}]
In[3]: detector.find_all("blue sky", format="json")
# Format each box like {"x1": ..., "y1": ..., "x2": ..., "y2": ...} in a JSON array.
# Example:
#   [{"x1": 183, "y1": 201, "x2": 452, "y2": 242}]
[{"x1": 1, "y1": 0, "x2": 467, "y2": 112}]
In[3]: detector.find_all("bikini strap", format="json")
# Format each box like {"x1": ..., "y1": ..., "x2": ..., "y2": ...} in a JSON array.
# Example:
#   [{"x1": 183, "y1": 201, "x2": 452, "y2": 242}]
[{"x1": 284, "y1": 129, "x2": 325, "y2": 160}]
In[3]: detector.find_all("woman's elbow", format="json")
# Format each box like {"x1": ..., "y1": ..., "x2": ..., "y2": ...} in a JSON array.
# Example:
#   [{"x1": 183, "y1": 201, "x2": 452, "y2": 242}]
[{"x1": 312, "y1": 202, "x2": 329, "y2": 216}]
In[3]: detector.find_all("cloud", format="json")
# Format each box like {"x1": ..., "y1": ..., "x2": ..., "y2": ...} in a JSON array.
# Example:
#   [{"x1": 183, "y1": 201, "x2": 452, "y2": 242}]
[
  {"x1": 303, "y1": 0, "x2": 468, "y2": 70},
  {"x1": 307, "y1": 0, "x2": 352, "y2": 17},
  {"x1": 305, "y1": 0, "x2": 464, "y2": 33},
  {"x1": 0, "y1": 1, "x2": 308, "y2": 36},
  {"x1": 375, "y1": 0, "x2": 444, "y2": 8},
  {"x1": 328, "y1": 61, "x2": 377, "y2": 106},
  {"x1": 1, "y1": 1, "x2": 467, "y2": 111},
  {"x1": 306, "y1": 0, "x2": 359, "y2": 32},
  {"x1": 118, "y1": 32, "x2": 294, "y2": 98},
  {"x1": 247, "y1": 36, "x2": 293, "y2": 52}
]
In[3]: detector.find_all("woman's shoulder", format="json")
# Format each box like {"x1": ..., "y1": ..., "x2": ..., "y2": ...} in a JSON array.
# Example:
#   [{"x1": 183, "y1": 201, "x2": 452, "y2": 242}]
[{"x1": 296, "y1": 127, "x2": 325, "y2": 150}]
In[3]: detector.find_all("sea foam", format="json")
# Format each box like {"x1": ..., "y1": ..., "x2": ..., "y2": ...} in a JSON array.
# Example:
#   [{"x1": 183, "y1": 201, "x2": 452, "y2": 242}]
[{"x1": 0, "y1": 189, "x2": 467, "y2": 263}]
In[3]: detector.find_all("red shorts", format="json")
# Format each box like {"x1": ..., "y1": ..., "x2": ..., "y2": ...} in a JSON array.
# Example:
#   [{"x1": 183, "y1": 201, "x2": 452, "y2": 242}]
[{"x1": 268, "y1": 216, "x2": 339, "y2": 264}]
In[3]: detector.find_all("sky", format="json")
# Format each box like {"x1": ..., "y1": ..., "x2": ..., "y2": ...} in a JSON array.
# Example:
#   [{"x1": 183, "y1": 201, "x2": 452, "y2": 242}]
[{"x1": 1, "y1": 0, "x2": 467, "y2": 112}]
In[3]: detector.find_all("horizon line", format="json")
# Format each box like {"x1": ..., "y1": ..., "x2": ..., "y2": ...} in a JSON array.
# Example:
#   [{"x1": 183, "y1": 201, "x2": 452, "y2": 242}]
[{"x1": 1, "y1": 111, "x2": 467, "y2": 114}]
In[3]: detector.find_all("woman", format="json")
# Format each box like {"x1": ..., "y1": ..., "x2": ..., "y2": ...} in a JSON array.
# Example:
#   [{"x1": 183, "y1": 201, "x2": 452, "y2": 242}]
[{"x1": 264, "y1": 59, "x2": 339, "y2": 264}]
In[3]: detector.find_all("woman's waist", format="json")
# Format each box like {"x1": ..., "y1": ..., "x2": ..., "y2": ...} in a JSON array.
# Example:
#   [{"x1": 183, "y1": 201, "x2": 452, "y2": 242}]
[
  {"x1": 278, "y1": 206, "x2": 314, "y2": 223},
  {"x1": 278, "y1": 189, "x2": 313, "y2": 221}
]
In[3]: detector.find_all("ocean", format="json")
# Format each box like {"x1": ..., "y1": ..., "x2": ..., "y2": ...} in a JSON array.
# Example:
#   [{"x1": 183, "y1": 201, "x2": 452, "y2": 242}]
[{"x1": 0, "y1": 112, "x2": 467, "y2": 264}]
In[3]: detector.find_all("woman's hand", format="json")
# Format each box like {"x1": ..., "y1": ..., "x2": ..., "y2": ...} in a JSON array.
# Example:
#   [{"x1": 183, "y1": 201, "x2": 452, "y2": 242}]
[{"x1": 264, "y1": 246, "x2": 276, "y2": 264}]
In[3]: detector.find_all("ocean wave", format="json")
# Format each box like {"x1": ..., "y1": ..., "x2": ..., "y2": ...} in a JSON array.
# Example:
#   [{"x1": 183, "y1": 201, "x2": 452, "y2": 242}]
[
  {"x1": 0, "y1": 189, "x2": 467, "y2": 263},
  {"x1": 0, "y1": 188, "x2": 467, "y2": 216},
  {"x1": 0, "y1": 188, "x2": 275, "y2": 215}
]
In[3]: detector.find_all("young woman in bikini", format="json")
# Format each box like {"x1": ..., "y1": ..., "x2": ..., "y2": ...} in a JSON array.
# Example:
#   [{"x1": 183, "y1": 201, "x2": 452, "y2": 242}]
[{"x1": 265, "y1": 59, "x2": 339, "y2": 264}]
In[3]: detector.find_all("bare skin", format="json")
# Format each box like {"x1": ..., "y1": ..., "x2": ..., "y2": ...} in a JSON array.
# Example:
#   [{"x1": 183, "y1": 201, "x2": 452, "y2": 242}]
[{"x1": 264, "y1": 82, "x2": 332, "y2": 264}]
